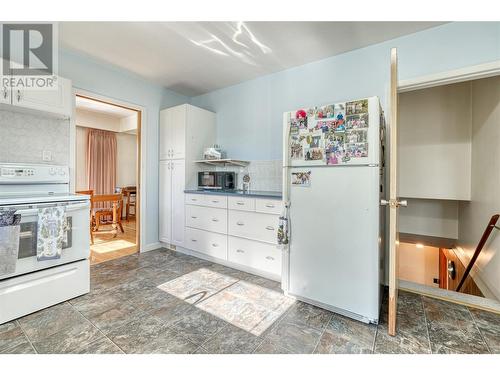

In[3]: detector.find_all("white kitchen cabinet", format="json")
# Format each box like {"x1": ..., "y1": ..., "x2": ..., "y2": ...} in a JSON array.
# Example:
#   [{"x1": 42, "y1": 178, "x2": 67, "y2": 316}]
[
  {"x1": 182, "y1": 192, "x2": 282, "y2": 279},
  {"x1": 11, "y1": 76, "x2": 72, "y2": 118},
  {"x1": 185, "y1": 227, "x2": 227, "y2": 260},
  {"x1": 228, "y1": 210, "x2": 279, "y2": 244},
  {"x1": 255, "y1": 199, "x2": 283, "y2": 215},
  {"x1": 228, "y1": 236, "x2": 282, "y2": 277},
  {"x1": 0, "y1": 65, "x2": 72, "y2": 118},
  {"x1": 159, "y1": 159, "x2": 186, "y2": 247},
  {"x1": 159, "y1": 104, "x2": 216, "y2": 249},
  {"x1": 185, "y1": 205, "x2": 227, "y2": 234},
  {"x1": 159, "y1": 160, "x2": 173, "y2": 243},
  {"x1": 160, "y1": 105, "x2": 186, "y2": 160},
  {"x1": 228, "y1": 196, "x2": 255, "y2": 212},
  {"x1": 171, "y1": 159, "x2": 186, "y2": 247},
  {"x1": 0, "y1": 60, "x2": 10, "y2": 104}
]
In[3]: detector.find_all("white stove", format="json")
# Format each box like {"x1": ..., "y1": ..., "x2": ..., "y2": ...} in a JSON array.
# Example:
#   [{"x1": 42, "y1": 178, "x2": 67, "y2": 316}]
[{"x1": 0, "y1": 163, "x2": 90, "y2": 324}]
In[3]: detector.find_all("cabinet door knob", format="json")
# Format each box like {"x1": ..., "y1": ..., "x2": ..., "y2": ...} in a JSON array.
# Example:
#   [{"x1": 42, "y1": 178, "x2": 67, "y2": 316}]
[
  {"x1": 212, "y1": 218, "x2": 219, "y2": 222},
  {"x1": 191, "y1": 198, "x2": 197, "y2": 201},
  {"x1": 191, "y1": 239, "x2": 197, "y2": 242},
  {"x1": 236, "y1": 249, "x2": 245, "y2": 253},
  {"x1": 212, "y1": 243, "x2": 219, "y2": 247},
  {"x1": 265, "y1": 256, "x2": 275, "y2": 261},
  {"x1": 265, "y1": 204, "x2": 275, "y2": 208},
  {"x1": 236, "y1": 221, "x2": 245, "y2": 226},
  {"x1": 236, "y1": 201, "x2": 244, "y2": 205},
  {"x1": 212, "y1": 200, "x2": 219, "y2": 203},
  {"x1": 265, "y1": 226, "x2": 275, "y2": 231},
  {"x1": 191, "y1": 216, "x2": 197, "y2": 219}
]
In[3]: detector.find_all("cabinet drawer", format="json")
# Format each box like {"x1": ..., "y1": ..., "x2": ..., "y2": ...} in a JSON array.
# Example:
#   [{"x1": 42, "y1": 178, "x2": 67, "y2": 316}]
[
  {"x1": 185, "y1": 205, "x2": 227, "y2": 234},
  {"x1": 228, "y1": 236, "x2": 281, "y2": 277},
  {"x1": 203, "y1": 195, "x2": 228, "y2": 209},
  {"x1": 255, "y1": 199, "x2": 283, "y2": 215},
  {"x1": 185, "y1": 228, "x2": 227, "y2": 260},
  {"x1": 228, "y1": 196, "x2": 255, "y2": 212},
  {"x1": 228, "y1": 210, "x2": 279, "y2": 244},
  {"x1": 185, "y1": 193, "x2": 205, "y2": 206}
]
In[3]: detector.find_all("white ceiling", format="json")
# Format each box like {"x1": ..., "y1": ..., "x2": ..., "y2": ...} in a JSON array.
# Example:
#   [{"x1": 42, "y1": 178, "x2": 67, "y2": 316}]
[
  {"x1": 60, "y1": 22, "x2": 444, "y2": 96},
  {"x1": 75, "y1": 96, "x2": 137, "y2": 118}
]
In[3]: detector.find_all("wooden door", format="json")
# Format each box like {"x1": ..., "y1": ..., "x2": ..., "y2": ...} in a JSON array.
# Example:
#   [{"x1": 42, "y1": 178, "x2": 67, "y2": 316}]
[
  {"x1": 387, "y1": 47, "x2": 403, "y2": 336},
  {"x1": 171, "y1": 159, "x2": 186, "y2": 247},
  {"x1": 159, "y1": 160, "x2": 172, "y2": 244}
]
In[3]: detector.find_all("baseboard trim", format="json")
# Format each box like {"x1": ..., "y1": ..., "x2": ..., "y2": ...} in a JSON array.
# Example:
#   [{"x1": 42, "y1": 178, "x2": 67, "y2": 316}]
[
  {"x1": 141, "y1": 242, "x2": 162, "y2": 253},
  {"x1": 399, "y1": 279, "x2": 500, "y2": 314}
]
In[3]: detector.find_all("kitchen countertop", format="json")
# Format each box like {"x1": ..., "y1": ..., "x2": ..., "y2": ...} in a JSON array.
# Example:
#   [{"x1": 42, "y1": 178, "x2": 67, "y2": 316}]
[{"x1": 184, "y1": 189, "x2": 282, "y2": 199}]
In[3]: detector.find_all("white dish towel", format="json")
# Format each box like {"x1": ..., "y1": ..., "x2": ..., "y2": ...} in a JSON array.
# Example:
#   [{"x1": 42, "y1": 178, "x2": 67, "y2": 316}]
[
  {"x1": 37, "y1": 206, "x2": 66, "y2": 261},
  {"x1": 0, "y1": 209, "x2": 21, "y2": 276}
]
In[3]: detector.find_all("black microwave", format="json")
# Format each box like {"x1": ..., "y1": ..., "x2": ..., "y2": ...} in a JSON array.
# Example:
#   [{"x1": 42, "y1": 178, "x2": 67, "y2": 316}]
[{"x1": 198, "y1": 171, "x2": 236, "y2": 190}]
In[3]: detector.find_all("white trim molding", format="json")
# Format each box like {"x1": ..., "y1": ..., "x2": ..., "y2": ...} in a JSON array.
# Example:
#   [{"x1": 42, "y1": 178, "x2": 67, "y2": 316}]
[
  {"x1": 143, "y1": 242, "x2": 162, "y2": 252},
  {"x1": 399, "y1": 60, "x2": 500, "y2": 92},
  {"x1": 70, "y1": 87, "x2": 147, "y2": 254}
]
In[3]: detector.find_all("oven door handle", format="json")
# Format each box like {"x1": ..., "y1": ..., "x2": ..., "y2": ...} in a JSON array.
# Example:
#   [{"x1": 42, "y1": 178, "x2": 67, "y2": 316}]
[{"x1": 14, "y1": 202, "x2": 90, "y2": 216}]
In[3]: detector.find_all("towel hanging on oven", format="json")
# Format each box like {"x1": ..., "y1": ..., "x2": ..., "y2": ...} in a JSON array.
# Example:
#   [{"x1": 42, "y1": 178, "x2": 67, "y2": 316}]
[
  {"x1": 37, "y1": 206, "x2": 66, "y2": 261},
  {"x1": 0, "y1": 209, "x2": 21, "y2": 276}
]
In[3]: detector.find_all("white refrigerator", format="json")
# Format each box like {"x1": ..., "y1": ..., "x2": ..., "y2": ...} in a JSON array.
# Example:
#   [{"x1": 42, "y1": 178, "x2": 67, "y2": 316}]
[{"x1": 281, "y1": 96, "x2": 385, "y2": 324}]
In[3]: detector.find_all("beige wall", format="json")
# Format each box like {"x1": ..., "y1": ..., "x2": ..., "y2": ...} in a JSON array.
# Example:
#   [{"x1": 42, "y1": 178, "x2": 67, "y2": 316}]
[
  {"x1": 75, "y1": 108, "x2": 138, "y2": 192},
  {"x1": 399, "y1": 198, "x2": 459, "y2": 239},
  {"x1": 76, "y1": 108, "x2": 121, "y2": 132},
  {"x1": 398, "y1": 242, "x2": 439, "y2": 288},
  {"x1": 116, "y1": 133, "x2": 137, "y2": 187},
  {"x1": 457, "y1": 75, "x2": 500, "y2": 301},
  {"x1": 399, "y1": 82, "x2": 472, "y2": 200},
  {"x1": 75, "y1": 126, "x2": 137, "y2": 191}
]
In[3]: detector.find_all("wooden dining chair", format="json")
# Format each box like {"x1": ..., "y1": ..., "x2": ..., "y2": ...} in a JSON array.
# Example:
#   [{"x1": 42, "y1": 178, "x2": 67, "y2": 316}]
[
  {"x1": 122, "y1": 186, "x2": 137, "y2": 221},
  {"x1": 90, "y1": 193, "x2": 124, "y2": 244}
]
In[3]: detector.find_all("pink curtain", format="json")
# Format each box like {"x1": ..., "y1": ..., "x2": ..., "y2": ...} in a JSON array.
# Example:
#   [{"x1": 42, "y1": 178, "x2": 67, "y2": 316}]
[{"x1": 87, "y1": 129, "x2": 117, "y2": 196}]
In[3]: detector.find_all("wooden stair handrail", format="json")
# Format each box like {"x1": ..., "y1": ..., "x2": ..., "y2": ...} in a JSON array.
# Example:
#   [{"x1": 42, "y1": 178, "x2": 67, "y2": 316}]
[{"x1": 456, "y1": 214, "x2": 500, "y2": 292}]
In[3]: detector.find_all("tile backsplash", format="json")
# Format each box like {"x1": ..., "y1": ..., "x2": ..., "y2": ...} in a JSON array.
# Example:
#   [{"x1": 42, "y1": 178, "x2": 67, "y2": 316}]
[
  {"x1": 216, "y1": 159, "x2": 282, "y2": 192},
  {"x1": 0, "y1": 110, "x2": 70, "y2": 165}
]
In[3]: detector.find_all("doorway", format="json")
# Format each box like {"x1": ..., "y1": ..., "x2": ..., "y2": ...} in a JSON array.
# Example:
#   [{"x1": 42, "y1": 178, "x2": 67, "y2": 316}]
[
  {"x1": 396, "y1": 73, "x2": 500, "y2": 310},
  {"x1": 73, "y1": 94, "x2": 142, "y2": 264}
]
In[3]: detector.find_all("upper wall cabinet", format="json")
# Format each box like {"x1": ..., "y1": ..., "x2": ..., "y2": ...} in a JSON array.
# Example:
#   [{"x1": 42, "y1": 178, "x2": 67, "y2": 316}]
[
  {"x1": 398, "y1": 82, "x2": 472, "y2": 201},
  {"x1": 14, "y1": 77, "x2": 72, "y2": 118},
  {"x1": 159, "y1": 104, "x2": 216, "y2": 189},
  {"x1": 0, "y1": 59, "x2": 72, "y2": 118},
  {"x1": 160, "y1": 104, "x2": 186, "y2": 160}
]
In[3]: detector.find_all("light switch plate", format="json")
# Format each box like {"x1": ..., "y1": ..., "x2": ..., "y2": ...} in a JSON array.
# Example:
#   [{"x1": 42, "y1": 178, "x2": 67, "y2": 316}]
[{"x1": 42, "y1": 150, "x2": 52, "y2": 161}]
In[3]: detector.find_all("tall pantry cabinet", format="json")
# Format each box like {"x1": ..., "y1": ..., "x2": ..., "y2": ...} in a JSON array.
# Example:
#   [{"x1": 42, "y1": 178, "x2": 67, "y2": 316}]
[{"x1": 159, "y1": 104, "x2": 216, "y2": 248}]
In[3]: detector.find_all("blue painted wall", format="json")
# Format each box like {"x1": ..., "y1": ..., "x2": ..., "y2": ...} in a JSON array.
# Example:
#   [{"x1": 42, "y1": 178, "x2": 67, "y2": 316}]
[
  {"x1": 191, "y1": 22, "x2": 500, "y2": 161},
  {"x1": 59, "y1": 49, "x2": 189, "y2": 247}
]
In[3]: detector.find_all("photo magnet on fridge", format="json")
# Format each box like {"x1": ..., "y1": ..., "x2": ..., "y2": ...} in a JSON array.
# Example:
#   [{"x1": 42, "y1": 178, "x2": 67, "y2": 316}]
[
  {"x1": 345, "y1": 113, "x2": 369, "y2": 129},
  {"x1": 346, "y1": 99, "x2": 368, "y2": 115},
  {"x1": 346, "y1": 128, "x2": 368, "y2": 143},
  {"x1": 304, "y1": 147, "x2": 324, "y2": 161},
  {"x1": 290, "y1": 141, "x2": 304, "y2": 159},
  {"x1": 291, "y1": 171, "x2": 311, "y2": 187}
]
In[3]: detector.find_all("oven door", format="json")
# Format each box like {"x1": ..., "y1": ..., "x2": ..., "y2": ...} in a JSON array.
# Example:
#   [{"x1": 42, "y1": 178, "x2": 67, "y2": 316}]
[{"x1": 0, "y1": 200, "x2": 90, "y2": 280}]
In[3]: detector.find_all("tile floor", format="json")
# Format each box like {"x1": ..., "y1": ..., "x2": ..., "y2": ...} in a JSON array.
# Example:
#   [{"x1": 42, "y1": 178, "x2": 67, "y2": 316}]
[{"x1": 1, "y1": 248, "x2": 499, "y2": 354}]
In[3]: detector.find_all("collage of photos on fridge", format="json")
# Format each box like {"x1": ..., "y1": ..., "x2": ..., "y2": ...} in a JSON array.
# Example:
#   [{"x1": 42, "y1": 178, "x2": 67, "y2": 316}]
[{"x1": 289, "y1": 99, "x2": 369, "y2": 165}]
